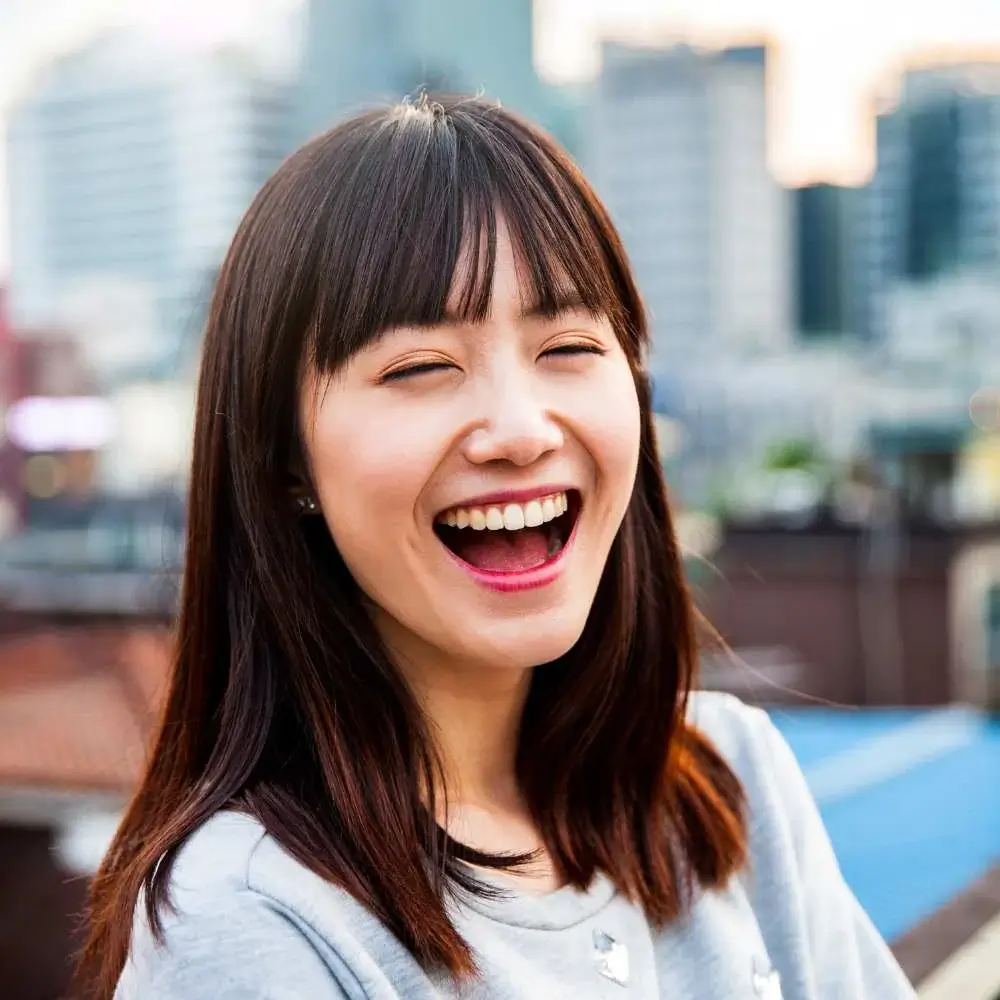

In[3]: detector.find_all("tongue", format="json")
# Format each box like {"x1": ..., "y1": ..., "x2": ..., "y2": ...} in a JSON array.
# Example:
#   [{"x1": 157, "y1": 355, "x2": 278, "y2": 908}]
[{"x1": 452, "y1": 527, "x2": 551, "y2": 573}]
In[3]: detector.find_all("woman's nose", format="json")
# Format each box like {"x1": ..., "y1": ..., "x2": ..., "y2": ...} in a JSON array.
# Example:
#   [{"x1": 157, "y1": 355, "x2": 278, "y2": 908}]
[{"x1": 461, "y1": 378, "x2": 565, "y2": 468}]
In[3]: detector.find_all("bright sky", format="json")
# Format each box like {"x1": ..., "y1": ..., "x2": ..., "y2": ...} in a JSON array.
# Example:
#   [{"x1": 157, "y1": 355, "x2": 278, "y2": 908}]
[{"x1": 2, "y1": 0, "x2": 1000, "y2": 269}]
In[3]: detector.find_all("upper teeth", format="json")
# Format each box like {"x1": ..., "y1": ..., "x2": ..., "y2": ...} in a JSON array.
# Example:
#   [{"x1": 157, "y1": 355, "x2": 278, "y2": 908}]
[{"x1": 439, "y1": 492, "x2": 569, "y2": 531}]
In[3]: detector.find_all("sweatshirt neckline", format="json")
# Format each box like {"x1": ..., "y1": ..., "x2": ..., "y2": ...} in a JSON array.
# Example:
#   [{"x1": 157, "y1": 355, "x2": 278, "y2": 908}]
[{"x1": 451, "y1": 866, "x2": 618, "y2": 931}]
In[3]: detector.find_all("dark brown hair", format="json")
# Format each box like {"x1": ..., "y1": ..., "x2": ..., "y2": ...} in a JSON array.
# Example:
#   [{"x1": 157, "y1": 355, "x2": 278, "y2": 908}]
[{"x1": 76, "y1": 95, "x2": 747, "y2": 998}]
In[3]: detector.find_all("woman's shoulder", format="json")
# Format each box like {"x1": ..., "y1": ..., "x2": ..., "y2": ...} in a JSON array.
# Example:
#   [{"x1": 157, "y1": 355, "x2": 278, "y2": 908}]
[
  {"x1": 684, "y1": 699, "x2": 918, "y2": 998},
  {"x1": 686, "y1": 691, "x2": 838, "y2": 908},
  {"x1": 162, "y1": 810, "x2": 269, "y2": 901},
  {"x1": 118, "y1": 811, "x2": 419, "y2": 998},
  {"x1": 686, "y1": 690, "x2": 776, "y2": 770},
  {"x1": 121, "y1": 813, "x2": 303, "y2": 981},
  {"x1": 685, "y1": 690, "x2": 810, "y2": 843},
  {"x1": 132, "y1": 808, "x2": 369, "y2": 938}
]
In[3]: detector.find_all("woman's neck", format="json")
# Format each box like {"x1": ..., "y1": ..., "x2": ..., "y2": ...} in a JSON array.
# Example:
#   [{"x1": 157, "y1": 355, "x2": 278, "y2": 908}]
[
  {"x1": 402, "y1": 659, "x2": 562, "y2": 892},
  {"x1": 375, "y1": 616, "x2": 560, "y2": 888},
  {"x1": 405, "y1": 654, "x2": 531, "y2": 809}
]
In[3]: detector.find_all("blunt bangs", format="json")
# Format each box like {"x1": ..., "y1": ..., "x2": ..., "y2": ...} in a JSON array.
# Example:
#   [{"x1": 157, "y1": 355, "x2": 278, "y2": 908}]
[{"x1": 302, "y1": 96, "x2": 635, "y2": 373}]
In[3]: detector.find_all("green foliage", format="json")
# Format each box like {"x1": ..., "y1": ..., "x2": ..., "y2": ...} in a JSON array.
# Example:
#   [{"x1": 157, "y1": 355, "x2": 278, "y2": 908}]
[{"x1": 763, "y1": 437, "x2": 824, "y2": 472}]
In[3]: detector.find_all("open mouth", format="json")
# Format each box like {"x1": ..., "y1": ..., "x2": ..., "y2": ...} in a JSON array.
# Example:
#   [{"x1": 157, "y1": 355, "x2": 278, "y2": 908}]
[{"x1": 434, "y1": 490, "x2": 581, "y2": 575}]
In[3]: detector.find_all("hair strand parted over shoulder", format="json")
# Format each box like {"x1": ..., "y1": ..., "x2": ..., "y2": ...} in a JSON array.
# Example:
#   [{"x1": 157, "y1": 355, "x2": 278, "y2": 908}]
[{"x1": 75, "y1": 94, "x2": 747, "y2": 998}]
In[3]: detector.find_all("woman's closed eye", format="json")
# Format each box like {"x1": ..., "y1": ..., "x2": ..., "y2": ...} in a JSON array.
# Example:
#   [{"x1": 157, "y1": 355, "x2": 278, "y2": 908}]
[
  {"x1": 543, "y1": 343, "x2": 607, "y2": 359},
  {"x1": 379, "y1": 361, "x2": 454, "y2": 383}
]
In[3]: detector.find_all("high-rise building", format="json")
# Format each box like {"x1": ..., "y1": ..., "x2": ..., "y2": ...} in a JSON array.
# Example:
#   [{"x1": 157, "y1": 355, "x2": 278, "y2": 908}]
[
  {"x1": 861, "y1": 62, "x2": 1000, "y2": 340},
  {"x1": 294, "y1": 0, "x2": 556, "y2": 147},
  {"x1": 588, "y1": 43, "x2": 792, "y2": 372},
  {"x1": 6, "y1": 31, "x2": 291, "y2": 381},
  {"x1": 794, "y1": 183, "x2": 866, "y2": 338}
]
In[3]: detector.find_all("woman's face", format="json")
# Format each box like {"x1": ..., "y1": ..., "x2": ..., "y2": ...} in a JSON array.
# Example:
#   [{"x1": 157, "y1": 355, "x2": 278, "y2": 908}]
[{"x1": 299, "y1": 226, "x2": 641, "y2": 674}]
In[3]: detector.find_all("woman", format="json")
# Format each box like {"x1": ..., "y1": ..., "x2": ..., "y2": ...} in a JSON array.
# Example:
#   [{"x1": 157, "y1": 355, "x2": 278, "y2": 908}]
[{"x1": 78, "y1": 95, "x2": 915, "y2": 999}]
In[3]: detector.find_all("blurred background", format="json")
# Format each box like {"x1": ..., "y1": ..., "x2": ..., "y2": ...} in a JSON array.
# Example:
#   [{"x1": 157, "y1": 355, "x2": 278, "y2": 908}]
[{"x1": 0, "y1": 1, "x2": 997, "y2": 998}]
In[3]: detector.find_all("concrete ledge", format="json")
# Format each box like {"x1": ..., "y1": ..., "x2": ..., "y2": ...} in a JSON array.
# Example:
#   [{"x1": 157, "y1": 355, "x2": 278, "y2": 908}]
[
  {"x1": 0, "y1": 785, "x2": 125, "y2": 827},
  {"x1": 916, "y1": 912, "x2": 1000, "y2": 1000},
  {"x1": 892, "y1": 864, "x2": 1000, "y2": 996}
]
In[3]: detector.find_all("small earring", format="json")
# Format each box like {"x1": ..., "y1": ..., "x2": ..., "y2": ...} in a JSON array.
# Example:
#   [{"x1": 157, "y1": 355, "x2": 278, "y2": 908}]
[{"x1": 296, "y1": 495, "x2": 318, "y2": 515}]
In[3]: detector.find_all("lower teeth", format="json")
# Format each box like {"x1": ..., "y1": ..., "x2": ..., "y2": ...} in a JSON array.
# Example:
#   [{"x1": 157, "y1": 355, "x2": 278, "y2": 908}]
[{"x1": 547, "y1": 533, "x2": 563, "y2": 558}]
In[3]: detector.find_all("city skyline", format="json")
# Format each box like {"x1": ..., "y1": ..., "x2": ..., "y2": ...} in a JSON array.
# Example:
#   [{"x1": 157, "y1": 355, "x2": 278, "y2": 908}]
[{"x1": 2, "y1": 0, "x2": 1000, "y2": 272}]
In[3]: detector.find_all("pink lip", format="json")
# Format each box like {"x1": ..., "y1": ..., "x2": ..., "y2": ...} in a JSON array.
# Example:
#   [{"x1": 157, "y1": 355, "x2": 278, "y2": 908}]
[
  {"x1": 441, "y1": 498, "x2": 582, "y2": 594},
  {"x1": 442, "y1": 484, "x2": 577, "y2": 511}
]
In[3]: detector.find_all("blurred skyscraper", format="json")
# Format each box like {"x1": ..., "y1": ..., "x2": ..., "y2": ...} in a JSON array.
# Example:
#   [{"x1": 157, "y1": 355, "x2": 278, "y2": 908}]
[
  {"x1": 294, "y1": 0, "x2": 556, "y2": 147},
  {"x1": 6, "y1": 31, "x2": 290, "y2": 382},
  {"x1": 862, "y1": 63, "x2": 1000, "y2": 342},
  {"x1": 589, "y1": 43, "x2": 792, "y2": 374},
  {"x1": 794, "y1": 183, "x2": 866, "y2": 339}
]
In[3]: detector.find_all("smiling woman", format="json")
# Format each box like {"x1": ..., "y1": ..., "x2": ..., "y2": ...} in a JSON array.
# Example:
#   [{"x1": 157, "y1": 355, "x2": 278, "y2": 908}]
[{"x1": 75, "y1": 95, "x2": 916, "y2": 1000}]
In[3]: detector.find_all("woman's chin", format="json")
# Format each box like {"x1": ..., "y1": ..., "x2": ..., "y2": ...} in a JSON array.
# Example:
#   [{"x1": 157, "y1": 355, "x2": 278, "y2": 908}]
[{"x1": 448, "y1": 611, "x2": 590, "y2": 672}]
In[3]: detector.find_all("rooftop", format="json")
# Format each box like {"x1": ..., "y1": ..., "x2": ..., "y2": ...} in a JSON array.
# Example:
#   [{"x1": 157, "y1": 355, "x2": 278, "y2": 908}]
[{"x1": 0, "y1": 624, "x2": 171, "y2": 794}]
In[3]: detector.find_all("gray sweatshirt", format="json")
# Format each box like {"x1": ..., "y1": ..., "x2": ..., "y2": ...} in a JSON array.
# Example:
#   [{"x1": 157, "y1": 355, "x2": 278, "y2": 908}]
[{"x1": 115, "y1": 692, "x2": 918, "y2": 999}]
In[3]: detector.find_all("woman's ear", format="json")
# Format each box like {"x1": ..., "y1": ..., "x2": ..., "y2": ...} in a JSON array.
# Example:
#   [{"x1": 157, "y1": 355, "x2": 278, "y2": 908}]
[{"x1": 287, "y1": 454, "x2": 321, "y2": 516}]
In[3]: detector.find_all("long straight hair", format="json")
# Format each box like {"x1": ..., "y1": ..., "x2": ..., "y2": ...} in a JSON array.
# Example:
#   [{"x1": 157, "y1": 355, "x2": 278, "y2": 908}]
[{"x1": 77, "y1": 95, "x2": 747, "y2": 997}]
